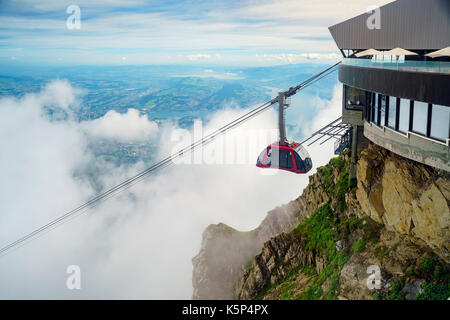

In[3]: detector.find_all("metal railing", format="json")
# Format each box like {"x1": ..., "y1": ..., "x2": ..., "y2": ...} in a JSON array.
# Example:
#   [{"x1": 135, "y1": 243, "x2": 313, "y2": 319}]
[
  {"x1": 342, "y1": 58, "x2": 450, "y2": 74},
  {"x1": 334, "y1": 128, "x2": 352, "y2": 155}
]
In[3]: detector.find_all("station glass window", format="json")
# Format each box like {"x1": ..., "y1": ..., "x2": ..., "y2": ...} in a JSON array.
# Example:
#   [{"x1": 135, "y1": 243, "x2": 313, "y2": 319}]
[
  {"x1": 412, "y1": 101, "x2": 428, "y2": 135},
  {"x1": 373, "y1": 94, "x2": 379, "y2": 124},
  {"x1": 398, "y1": 99, "x2": 410, "y2": 133},
  {"x1": 430, "y1": 104, "x2": 450, "y2": 141},
  {"x1": 388, "y1": 96, "x2": 397, "y2": 128},
  {"x1": 380, "y1": 95, "x2": 387, "y2": 127}
]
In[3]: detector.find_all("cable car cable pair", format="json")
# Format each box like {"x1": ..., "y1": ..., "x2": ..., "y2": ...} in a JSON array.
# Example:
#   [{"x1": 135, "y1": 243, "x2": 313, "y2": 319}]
[{"x1": 0, "y1": 62, "x2": 340, "y2": 258}]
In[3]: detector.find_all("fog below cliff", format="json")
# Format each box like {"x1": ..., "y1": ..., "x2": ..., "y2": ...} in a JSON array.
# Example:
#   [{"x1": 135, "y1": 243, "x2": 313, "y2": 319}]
[{"x1": 0, "y1": 80, "x2": 341, "y2": 299}]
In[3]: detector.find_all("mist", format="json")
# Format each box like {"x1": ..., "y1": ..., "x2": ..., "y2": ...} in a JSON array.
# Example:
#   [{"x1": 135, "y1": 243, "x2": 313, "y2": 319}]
[{"x1": 0, "y1": 79, "x2": 341, "y2": 299}]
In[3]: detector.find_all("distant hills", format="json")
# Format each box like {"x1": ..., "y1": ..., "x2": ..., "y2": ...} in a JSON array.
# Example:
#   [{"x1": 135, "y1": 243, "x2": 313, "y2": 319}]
[
  {"x1": 0, "y1": 63, "x2": 338, "y2": 124},
  {"x1": 0, "y1": 63, "x2": 339, "y2": 165}
]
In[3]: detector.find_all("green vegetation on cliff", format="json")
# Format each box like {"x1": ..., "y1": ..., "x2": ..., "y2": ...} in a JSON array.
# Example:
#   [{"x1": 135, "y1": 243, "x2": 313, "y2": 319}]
[
  {"x1": 253, "y1": 153, "x2": 368, "y2": 300},
  {"x1": 374, "y1": 254, "x2": 450, "y2": 300},
  {"x1": 233, "y1": 144, "x2": 450, "y2": 301},
  {"x1": 294, "y1": 204, "x2": 348, "y2": 300},
  {"x1": 241, "y1": 149, "x2": 449, "y2": 300}
]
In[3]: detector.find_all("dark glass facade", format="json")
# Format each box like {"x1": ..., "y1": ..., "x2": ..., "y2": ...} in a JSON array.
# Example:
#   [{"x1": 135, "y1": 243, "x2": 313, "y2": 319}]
[{"x1": 354, "y1": 85, "x2": 450, "y2": 142}]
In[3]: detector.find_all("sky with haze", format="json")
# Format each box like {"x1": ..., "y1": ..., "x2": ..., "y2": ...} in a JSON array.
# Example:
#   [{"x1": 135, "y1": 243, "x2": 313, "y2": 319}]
[{"x1": 0, "y1": 0, "x2": 393, "y2": 66}]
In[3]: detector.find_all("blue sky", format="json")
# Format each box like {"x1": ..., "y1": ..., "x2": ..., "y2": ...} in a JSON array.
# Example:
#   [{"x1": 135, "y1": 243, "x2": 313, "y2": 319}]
[{"x1": 0, "y1": 0, "x2": 393, "y2": 66}]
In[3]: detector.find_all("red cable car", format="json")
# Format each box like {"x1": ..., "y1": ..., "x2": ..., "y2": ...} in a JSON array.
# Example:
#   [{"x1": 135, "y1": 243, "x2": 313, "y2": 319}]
[
  {"x1": 256, "y1": 92, "x2": 313, "y2": 174},
  {"x1": 256, "y1": 141, "x2": 312, "y2": 174}
]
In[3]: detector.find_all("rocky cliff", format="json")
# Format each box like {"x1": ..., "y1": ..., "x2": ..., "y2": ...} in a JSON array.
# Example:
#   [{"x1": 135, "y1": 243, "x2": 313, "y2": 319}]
[
  {"x1": 193, "y1": 144, "x2": 450, "y2": 300},
  {"x1": 356, "y1": 144, "x2": 450, "y2": 263},
  {"x1": 192, "y1": 164, "x2": 330, "y2": 299}
]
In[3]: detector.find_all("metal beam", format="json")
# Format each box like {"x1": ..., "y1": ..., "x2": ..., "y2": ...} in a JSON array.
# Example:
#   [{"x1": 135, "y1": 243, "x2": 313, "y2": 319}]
[{"x1": 278, "y1": 92, "x2": 287, "y2": 144}]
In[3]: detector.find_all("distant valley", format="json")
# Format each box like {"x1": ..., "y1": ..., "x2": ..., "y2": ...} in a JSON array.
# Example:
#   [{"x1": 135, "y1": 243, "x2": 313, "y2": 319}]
[{"x1": 0, "y1": 64, "x2": 338, "y2": 165}]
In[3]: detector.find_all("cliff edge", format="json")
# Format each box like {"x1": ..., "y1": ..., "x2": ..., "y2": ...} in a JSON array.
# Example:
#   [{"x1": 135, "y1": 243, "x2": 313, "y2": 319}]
[{"x1": 193, "y1": 144, "x2": 450, "y2": 300}]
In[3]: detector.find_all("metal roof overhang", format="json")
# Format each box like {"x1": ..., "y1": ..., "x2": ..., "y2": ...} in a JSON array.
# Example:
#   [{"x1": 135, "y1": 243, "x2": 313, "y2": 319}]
[{"x1": 329, "y1": 0, "x2": 450, "y2": 51}]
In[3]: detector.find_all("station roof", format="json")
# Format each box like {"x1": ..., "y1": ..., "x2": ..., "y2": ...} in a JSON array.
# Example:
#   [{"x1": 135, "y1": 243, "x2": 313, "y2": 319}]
[{"x1": 329, "y1": 0, "x2": 450, "y2": 50}]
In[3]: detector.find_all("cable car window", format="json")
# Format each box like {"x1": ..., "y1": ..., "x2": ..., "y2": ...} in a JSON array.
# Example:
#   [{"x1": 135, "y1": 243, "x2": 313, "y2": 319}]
[
  {"x1": 295, "y1": 145, "x2": 310, "y2": 160},
  {"x1": 286, "y1": 150, "x2": 293, "y2": 169},
  {"x1": 304, "y1": 157, "x2": 312, "y2": 172},
  {"x1": 266, "y1": 147, "x2": 272, "y2": 165},
  {"x1": 294, "y1": 152, "x2": 304, "y2": 172},
  {"x1": 257, "y1": 148, "x2": 267, "y2": 166},
  {"x1": 277, "y1": 150, "x2": 293, "y2": 169}
]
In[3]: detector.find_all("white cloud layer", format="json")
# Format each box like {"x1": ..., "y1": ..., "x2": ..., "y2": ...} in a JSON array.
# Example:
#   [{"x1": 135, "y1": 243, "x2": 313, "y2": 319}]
[
  {"x1": 187, "y1": 54, "x2": 212, "y2": 61},
  {"x1": 82, "y1": 109, "x2": 159, "y2": 143},
  {"x1": 0, "y1": 79, "x2": 342, "y2": 298},
  {"x1": 39, "y1": 79, "x2": 82, "y2": 110},
  {"x1": 257, "y1": 53, "x2": 342, "y2": 64}
]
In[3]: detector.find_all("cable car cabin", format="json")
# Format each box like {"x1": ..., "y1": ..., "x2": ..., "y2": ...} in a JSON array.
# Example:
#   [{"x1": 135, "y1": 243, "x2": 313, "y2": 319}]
[{"x1": 256, "y1": 142, "x2": 312, "y2": 174}]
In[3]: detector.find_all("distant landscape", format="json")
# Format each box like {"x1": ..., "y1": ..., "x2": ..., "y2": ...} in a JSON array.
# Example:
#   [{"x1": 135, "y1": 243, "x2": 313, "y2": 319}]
[{"x1": 0, "y1": 63, "x2": 338, "y2": 165}]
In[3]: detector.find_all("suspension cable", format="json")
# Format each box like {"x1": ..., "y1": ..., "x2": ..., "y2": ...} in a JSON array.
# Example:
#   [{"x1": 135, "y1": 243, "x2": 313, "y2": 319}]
[{"x1": 0, "y1": 62, "x2": 340, "y2": 258}]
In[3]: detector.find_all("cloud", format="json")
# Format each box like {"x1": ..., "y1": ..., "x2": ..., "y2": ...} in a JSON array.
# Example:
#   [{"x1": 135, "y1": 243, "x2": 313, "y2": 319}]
[
  {"x1": 4, "y1": 0, "x2": 147, "y2": 12},
  {"x1": 256, "y1": 53, "x2": 341, "y2": 64},
  {"x1": 0, "y1": 79, "x2": 341, "y2": 299},
  {"x1": 0, "y1": 81, "x2": 92, "y2": 243},
  {"x1": 187, "y1": 54, "x2": 212, "y2": 61},
  {"x1": 234, "y1": 0, "x2": 394, "y2": 23},
  {"x1": 304, "y1": 84, "x2": 343, "y2": 136},
  {"x1": 81, "y1": 109, "x2": 159, "y2": 143},
  {"x1": 39, "y1": 79, "x2": 82, "y2": 110},
  {"x1": 0, "y1": 0, "x2": 393, "y2": 66}
]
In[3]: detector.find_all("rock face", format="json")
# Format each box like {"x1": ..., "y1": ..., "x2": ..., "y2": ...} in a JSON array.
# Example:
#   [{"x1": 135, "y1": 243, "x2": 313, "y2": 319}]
[
  {"x1": 192, "y1": 223, "x2": 258, "y2": 299},
  {"x1": 356, "y1": 143, "x2": 450, "y2": 263},
  {"x1": 192, "y1": 154, "x2": 344, "y2": 299},
  {"x1": 236, "y1": 232, "x2": 319, "y2": 300},
  {"x1": 192, "y1": 145, "x2": 450, "y2": 300},
  {"x1": 339, "y1": 229, "x2": 433, "y2": 300},
  {"x1": 192, "y1": 200, "x2": 304, "y2": 299}
]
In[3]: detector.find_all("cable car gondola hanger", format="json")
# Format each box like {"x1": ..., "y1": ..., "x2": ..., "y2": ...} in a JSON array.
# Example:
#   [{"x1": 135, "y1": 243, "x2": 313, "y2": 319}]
[{"x1": 256, "y1": 92, "x2": 312, "y2": 174}]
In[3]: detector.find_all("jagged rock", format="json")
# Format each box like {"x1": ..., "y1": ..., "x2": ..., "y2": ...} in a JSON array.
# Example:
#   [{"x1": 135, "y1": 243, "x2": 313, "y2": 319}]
[
  {"x1": 192, "y1": 157, "x2": 339, "y2": 299},
  {"x1": 193, "y1": 145, "x2": 450, "y2": 300},
  {"x1": 339, "y1": 254, "x2": 374, "y2": 300},
  {"x1": 192, "y1": 223, "x2": 259, "y2": 300},
  {"x1": 192, "y1": 199, "x2": 306, "y2": 299},
  {"x1": 356, "y1": 143, "x2": 450, "y2": 263},
  {"x1": 236, "y1": 232, "x2": 318, "y2": 300},
  {"x1": 254, "y1": 200, "x2": 301, "y2": 244},
  {"x1": 402, "y1": 280, "x2": 423, "y2": 300},
  {"x1": 339, "y1": 229, "x2": 432, "y2": 300}
]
